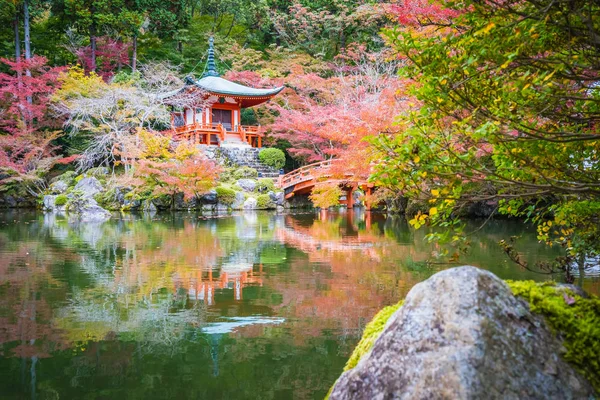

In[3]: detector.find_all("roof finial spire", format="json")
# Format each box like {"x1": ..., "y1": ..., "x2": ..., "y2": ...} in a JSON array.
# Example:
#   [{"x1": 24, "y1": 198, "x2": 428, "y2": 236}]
[{"x1": 203, "y1": 36, "x2": 219, "y2": 78}]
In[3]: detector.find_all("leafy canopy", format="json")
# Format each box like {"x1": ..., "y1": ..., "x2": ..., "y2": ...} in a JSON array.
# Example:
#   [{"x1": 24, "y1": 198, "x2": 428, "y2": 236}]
[{"x1": 373, "y1": 0, "x2": 600, "y2": 275}]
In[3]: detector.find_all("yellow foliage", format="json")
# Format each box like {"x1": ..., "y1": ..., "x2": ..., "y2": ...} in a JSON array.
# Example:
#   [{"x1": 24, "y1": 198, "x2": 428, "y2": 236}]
[
  {"x1": 53, "y1": 66, "x2": 106, "y2": 101},
  {"x1": 139, "y1": 130, "x2": 171, "y2": 160},
  {"x1": 309, "y1": 184, "x2": 342, "y2": 209}
]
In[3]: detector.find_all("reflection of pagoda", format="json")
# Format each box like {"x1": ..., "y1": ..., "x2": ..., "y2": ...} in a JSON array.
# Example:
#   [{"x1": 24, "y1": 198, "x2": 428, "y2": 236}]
[
  {"x1": 169, "y1": 37, "x2": 283, "y2": 148},
  {"x1": 173, "y1": 263, "x2": 264, "y2": 305}
]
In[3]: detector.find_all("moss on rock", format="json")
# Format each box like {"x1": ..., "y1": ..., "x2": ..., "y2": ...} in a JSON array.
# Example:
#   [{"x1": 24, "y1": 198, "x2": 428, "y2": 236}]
[
  {"x1": 506, "y1": 280, "x2": 600, "y2": 392},
  {"x1": 216, "y1": 186, "x2": 237, "y2": 205},
  {"x1": 331, "y1": 280, "x2": 599, "y2": 397},
  {"x1": 257, "y1": 178, "x2": 276, "y2": 193},
  {"x1": 256, "y1": 194, "x2": 273, "y2": 209},
  {"x1": 54, "y1": 194, "x2": 68, "y2": 206},
  {"x1": 233, "y1": 167, "x2": 258, "y2": 180},
  {"x1": 344, "y1": 301, "x2": 404, "y2": 371}
]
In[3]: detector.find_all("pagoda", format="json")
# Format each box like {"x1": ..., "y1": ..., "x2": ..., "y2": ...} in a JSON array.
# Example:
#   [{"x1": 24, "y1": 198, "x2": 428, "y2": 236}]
[{"x1": 170, "y1": 37, "x2": 284, "y2": 148}]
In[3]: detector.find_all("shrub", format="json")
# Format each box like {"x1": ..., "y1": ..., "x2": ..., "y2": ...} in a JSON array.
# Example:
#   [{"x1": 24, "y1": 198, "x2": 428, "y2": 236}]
[
  {"x1": 259, "y1": 148, "x2": 286, "y2": 170},
  {"x1": 233, "y1": 167, "x2": 258, "y2": 180},
  {"x1": 256, "y1": 194, "x2": 273, "y2": 209},
  {"x1": 219, "y1": 167, "x2": 237, "y2": 183},
  {"x1": 257, "y1": 178, "x2": 276, "y2": 192},
  {"x1": 216, "y1": 186, "x2": 236, "y2": 205},
  {"x1": 54, "y1": 194, "x2": 68, "y2": 206},
  {"x1": 50, "y1": 170, "x2": 76, "y2": 186},
  {"x1": 310, "y1": 184, "x2": 342, "y2": 209}
]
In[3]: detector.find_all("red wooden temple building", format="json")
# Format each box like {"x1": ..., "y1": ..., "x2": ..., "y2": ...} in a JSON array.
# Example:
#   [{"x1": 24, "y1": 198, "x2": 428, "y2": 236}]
[{"x1": 170, "y1": 38, "x2": 283, "y2": 148}]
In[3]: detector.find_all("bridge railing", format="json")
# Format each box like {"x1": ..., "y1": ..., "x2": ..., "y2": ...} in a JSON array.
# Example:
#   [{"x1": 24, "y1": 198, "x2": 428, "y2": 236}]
[{"x1": 278, "y1": 159, "x2": 335, "y2": 189}]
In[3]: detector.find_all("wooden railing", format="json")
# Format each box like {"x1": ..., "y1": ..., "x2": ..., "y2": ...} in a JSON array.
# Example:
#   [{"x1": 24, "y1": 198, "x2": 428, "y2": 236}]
[
  {"x1": 278, "y1": 160, "x2": 335, "y2": 189},
  {"x1": 171, "y1": 123, "x2": 226, "y2": 144},
  {"x1": 170, "y1": 123, "x2": 264, "y2": 147}
]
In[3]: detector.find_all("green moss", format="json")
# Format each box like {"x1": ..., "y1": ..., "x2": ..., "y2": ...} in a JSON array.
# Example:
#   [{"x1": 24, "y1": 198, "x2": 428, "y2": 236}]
[
  {"x1": 124, "y1": 186, "x2": 153, "y2": 202},
  {"x1": 218, "y1": 167, "x2": 237, "y2": 184},
  {"x1": 233, "y1": 167, "x2": 258, "y2": 180},
  {"x1": 344, "y1": 301, "x2": 403, "y2": 372},
  {"x1": 50, "y1": 171, "x2": 77, "y2": 187},
  {"x1": 54, "y1": 194, "x2": 68, "y2": 206},
  {"x1": 256, "y1": 194, "x2": 273, "y2": 209},
  {"x1": 259, "y1": 148, "x2": 286, "y2": 170},
  {"x1": 216, "y1": 186, "x2": 236, "y2": 205},
  {"x1": 506, "y1": 280, "x2": 600, "y2": 392},
  {"x1": 94, "y1": 187, "x2": 123, "y2": 210},
  {"x1": 325, "y1": 301, "x2": 403, "y2": 399},
  {"x1": 331, "y1": 280, "x2": 600, "y2": 399},
  {"x1": 257, "y1": 178, "x2": 276, "y2": 193}
]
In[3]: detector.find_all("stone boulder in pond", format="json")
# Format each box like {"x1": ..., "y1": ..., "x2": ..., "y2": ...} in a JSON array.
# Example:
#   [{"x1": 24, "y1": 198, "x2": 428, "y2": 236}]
[
  {"x1": 329, "y1": 266, "x2": 594, "y2": 400},
  {"x1": 43, "y1": 195, "x2": 56, "y2": 211},
  {"x1": 232, "y1": 191, "x2": 246, "y2": 210},
  {"x1": 198, "y1": 189, "x2": 218, "y2": 205},
  {"x1": 68, "y1": 198, "x2": 111, "y2": 223},
  {"x1": 243, "y1": 197, "x2": 258, "y2": 210},
  {"x1": 268, "y1": 191, "x2": 284, "y2": 206},
  {"x1": 74, "y1": 177, "x2": 103, "y2": 198}
]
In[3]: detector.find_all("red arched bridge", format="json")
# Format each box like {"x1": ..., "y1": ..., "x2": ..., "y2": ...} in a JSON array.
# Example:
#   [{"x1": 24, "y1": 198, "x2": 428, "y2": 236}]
[{"x1": 276, "y1": 160, "x2": 376, "y2": 209}]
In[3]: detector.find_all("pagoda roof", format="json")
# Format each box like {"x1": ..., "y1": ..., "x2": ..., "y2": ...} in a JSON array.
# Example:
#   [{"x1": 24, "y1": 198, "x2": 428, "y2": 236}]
[
  {"x1": 186, "y1": 75, "x2": 284, "y2": 98},
  {"x1": 181, "y1": 37, "x2": 283, "y2": 107}
]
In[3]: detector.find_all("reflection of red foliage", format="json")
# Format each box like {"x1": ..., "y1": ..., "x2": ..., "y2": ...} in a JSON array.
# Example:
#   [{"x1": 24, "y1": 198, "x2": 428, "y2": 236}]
[{"x1": 0, "y1": 243, "x2": 72, "y2": 359}]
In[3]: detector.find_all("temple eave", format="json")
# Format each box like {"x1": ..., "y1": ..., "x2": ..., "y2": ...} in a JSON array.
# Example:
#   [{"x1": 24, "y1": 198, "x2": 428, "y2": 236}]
[{"x1": 203, "y1": 87, "x2": 284, "y2": 99}]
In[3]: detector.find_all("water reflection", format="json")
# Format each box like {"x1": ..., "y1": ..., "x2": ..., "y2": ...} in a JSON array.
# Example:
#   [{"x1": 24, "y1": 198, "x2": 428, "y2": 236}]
[{"x1": 0, "y1": 210, "x2": 597, "y2": 399}]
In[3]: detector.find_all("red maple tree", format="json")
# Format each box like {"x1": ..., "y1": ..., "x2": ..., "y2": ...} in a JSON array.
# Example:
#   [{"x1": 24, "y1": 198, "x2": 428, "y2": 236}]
[{"x1": 0, "y1": 56, "x2": 65, "y2": 173}]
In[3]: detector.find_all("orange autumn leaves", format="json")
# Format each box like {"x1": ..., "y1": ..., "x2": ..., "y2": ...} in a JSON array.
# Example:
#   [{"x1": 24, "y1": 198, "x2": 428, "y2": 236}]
[{"x1": 126, "y1": 130, "x2": 221, "y2": 201}]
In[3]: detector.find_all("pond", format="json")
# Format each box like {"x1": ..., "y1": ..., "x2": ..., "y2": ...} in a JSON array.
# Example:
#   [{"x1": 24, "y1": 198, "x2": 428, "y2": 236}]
[{"x1": 0, "y1": 210, "x2": 597, "y2": 399}]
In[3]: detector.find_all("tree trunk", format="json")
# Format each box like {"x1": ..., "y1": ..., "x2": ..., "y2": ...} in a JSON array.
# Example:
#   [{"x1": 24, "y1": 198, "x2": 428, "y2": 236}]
[
  {"x1": 14, "y1": 12, "x2": 26, "y2": 129},
  {"x1": 90, "y1": 4, "x2": 97, "y2": 72},
  {"x1": 132, "y1": 33, "x2": 137, "y2": 72},
  {"x1": 23, "y1": 0, "x2": 32, "y2": 105},
  {"x1": 14, "y1": 13, "x2": 20, "y2": 60},
  {"x1": 177, "y1": 40, "x2": 182, "y2": 53},
  {"x1": 23, "y1": 0, "x2": 31, "y2": 60},
  {"x1": 90, "y1": 31, "x2": 97, "y2": 71}
]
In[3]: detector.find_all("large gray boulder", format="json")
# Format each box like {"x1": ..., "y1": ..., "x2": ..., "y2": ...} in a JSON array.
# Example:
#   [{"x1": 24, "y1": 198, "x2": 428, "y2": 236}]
[
  {"x1": 74, "y1": 177, "x2": 103, "y2": 198},
  {"x1": 142, "y1": 199, "x2": 157, "y2": 213},
  {"x1": 198, "y1": 189, "x2": 218, "y2": 205},
  {"x1": 68, "y1": 198, "x2": 111, "y2": 223},
  {"x1": 330, "y1": 266, "x2": 594, "y2": 400},
  {"x1": 243, "y1": 197, "x2": 258, "y2": 210},
  {"x1": 231, "y1": 191, "x2": 246, "y2": 210},
  {"x1": 43, "y1": 195, "x2": 56, "y2": 211},
  {"x1": 49, "y1": 180, "x2": 68, "y2": 194},
  {"x1": 268, "y1": 191, "x2": 285, "y2": 206},
  {"x1": 237, "y1": 179, "x2": 257, "y2": 192}
]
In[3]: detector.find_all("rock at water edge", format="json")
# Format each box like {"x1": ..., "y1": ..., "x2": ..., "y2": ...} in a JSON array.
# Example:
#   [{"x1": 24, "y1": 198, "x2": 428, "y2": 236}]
[
  {"x1": 231, "y1": 192, "x2": 246, "y2": 210},
  {"x1": 74, "y1": 177, "x2": 104, "y2": 198},
  {"x1": 68, "y1": 198, "x2": 111, "y2": 223},
  {"x1": 43, "y1": 195, "x2": 56, "y2": 211},
  {"x1": 329, "y1": 266, "x2": 594, "y2": 400},
  {"x1": 243, "y1": 197, "x2": 258, "y2": 210}
]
